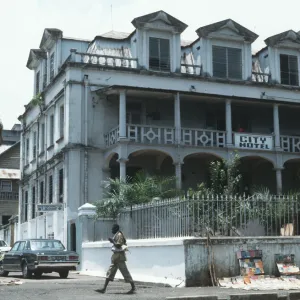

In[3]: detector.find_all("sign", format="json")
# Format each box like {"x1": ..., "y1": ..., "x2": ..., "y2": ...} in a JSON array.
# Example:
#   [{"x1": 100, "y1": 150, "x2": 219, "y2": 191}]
[
  {"x1": 234, "y1": 133, "x2": 273, "y2": 151},
  {"x1": 37, "y1": 204, "x2": 63, "y2": 212}
]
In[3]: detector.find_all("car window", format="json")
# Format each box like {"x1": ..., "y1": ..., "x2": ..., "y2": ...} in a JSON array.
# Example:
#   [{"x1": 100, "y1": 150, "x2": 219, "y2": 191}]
[
  {"x1": 31, "y1": 240, "x2": 65, "y2": 250},
  {"x1": 11, "y1": 242, "x2": 20, "y2": 251},
  {"x1": 0, "y1": 241, "x2": 7, "y2": 247},
  {"x1": 17, "y1": 242, "x2": 26, "y2": 251}
]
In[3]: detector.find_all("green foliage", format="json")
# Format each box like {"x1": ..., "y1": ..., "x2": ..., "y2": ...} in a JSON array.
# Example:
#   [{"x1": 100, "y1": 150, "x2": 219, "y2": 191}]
[
  {"x1": 31, "y1": 93, "x2": 44, "y2": 112},
  {"x1": 95, "y1": 171, "x2": 181, "y2": 218}
]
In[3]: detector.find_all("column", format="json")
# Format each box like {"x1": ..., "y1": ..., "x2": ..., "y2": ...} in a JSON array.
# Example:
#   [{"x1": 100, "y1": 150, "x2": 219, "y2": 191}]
[
  {"x1": 273, "y1": 104, "x2": 281, "y2": 150},
  {"x1": 119, "y1": 90, "x2": 127, "y2": 139},
  {"x1": 174, "y1": 92, "x2": 181, "y2": 144},
  {"x1": 118, "y1": 159, "x2": 127, "y2": 181},
  {"x1": 275, "y1": 168, "x2": 283, "y2": 195},
  {"x1": 174, "y1": 162, "x2": 182, "y2": 190},
  {"x1": 225, "y1": 99, "x2": 233, "y2": 147}
]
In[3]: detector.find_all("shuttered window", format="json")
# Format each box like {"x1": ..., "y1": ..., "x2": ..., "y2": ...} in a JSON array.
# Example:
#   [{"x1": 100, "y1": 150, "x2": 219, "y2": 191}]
[
  {"x1": 59, "y1": 106, "x2": 64, "y2": 138},
  {"x1": 149, "y1": 38, "x2": 170, "y2": 72},
  {"x1": 58, "y1": 169, "x2": 64, "y2": 203},
  {"x1": 40, "y1": 181, "x2": 44, "y2": 203},
  {"x1": 280, "y1": 54, "x2": 299, "y2": 86},
  {"x1": 50, "y1": 53, "x2": 55, "y2": 81},
  {"x1": 212, "y1": 46, "x2": 242, "y2": 79},
  {"x1": 24, "y1": 191, "x2": 28, "y2": 222},
  {"x1": 32, "y1": 186, "x2": 36, "y2": 219},
  {"x1": 49, "y1": 115, "x2": 54, "y2": 145},
  {"x1": 36, "y1": 71, "x2": 40, "y2": 94},
  {"x1": 43, "y1": 60, "x2": 47, "y2": 89},
  {"x1": 33, "y1": 131, "x2": 37, "y2": 159},
  {"x1": 48, "y1": 175, "x2": 53, "y2": 203}
]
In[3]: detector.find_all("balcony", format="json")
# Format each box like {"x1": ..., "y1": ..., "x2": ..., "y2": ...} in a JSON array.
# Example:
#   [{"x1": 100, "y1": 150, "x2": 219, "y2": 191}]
[
  {"x1": 104, "y1": 125, "x2": 300, "y2": 154},
  {"x1": 0, "y1": 192, "x2": 19, "y2": 201}
]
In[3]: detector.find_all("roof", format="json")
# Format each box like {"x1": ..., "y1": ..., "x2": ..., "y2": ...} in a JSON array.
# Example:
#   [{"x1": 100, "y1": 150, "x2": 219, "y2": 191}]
[
  {"x1": 0, "y1": 168, "x2": 20, "y2": 179},
  {"x1": 0, "y1": 145, "x2": 11, "y2": 155},
  {"x1": 100, "y1": 30, "x2": 132, "y2": 39},
  {"x1": 181, "y1": 40, "x2": 194, "y2": 47},
  {"x1": 132, "y1": 10, "x2": 188, "y2": 33},
  {"x1": 265, "y1": 30, "x2": 300, "y2": 47},
  {"x1": 196, "y1": 19, "x2": 258, "y2": 43},
  {"x1": 26, "y1": 49, "x2": 47, "y2": 70},
  {"x1": 40, "y1": 28, "x2": 63, "y2": 50}
]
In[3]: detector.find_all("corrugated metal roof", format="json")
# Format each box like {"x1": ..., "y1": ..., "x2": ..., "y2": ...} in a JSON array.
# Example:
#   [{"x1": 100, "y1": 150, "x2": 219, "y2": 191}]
[
  {"x1": 0, "y1": 169, "x2": 20, "y2": 179},
  {"x1": 181, "y1": 40, "x2": 193, "y2": 47},
  {"x1": 0, "y1": 145, "x2": 11, "y2": 155},
  {"x1": 100, "y1": 31, "x2": 132, "y2": 39}
]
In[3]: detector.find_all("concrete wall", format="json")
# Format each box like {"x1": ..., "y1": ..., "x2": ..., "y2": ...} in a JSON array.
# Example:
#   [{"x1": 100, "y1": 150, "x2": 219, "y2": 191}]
[
  {"x1": 81, "y1": 238, "x2": 186, "y2": 287},
  {"x1": 184, "y1": 237, "x2": 300, "y2": 287}
]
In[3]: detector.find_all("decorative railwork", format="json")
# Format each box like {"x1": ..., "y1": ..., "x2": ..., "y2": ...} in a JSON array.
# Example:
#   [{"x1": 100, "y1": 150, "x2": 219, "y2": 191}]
[
  {"x1": 281, "y1": 136, "x2": 300, "y2": 153},
  {"x1": 182, "y1": 128, "x2": 226, "y2": 148},
  {"x1": 104, "y1": 127, "x2": 119, "y2": 147},
  {"x1": 128, "y1": 125, "x2": 175, "y2": 145},
  {"x1": 252, "y1": 72, "x2": 270, "y2": 83}
]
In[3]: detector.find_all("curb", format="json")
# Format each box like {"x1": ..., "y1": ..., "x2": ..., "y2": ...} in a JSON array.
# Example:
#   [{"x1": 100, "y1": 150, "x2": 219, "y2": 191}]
[{"x1": 166, "y1": 296, "x2": 218, "y2": 300}]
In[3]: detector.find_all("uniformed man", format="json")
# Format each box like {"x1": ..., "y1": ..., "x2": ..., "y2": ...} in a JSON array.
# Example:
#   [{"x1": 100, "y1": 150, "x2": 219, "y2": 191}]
[{"x1": 97, "y1": 224, "x2": 136, "y2": 294}]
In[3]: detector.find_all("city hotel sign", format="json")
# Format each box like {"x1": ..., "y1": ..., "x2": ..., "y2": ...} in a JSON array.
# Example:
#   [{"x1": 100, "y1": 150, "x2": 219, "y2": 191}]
[{"x1": 234, "y1": 133, "x2": 273, "y2": 151}]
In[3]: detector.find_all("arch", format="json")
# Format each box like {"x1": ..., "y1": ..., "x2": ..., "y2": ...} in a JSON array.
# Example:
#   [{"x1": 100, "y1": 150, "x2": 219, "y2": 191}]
[
  {"x1": 238, "y1": 153, "x2": 276, "y2": 168},
  {"x1": 283, "y1": 157, "x2": 300, "y2": 166},
  {"x1": 127, "y1": 147, "x2": 177, "y2": 163},
  {"x1": 104, "y1": 151, "x2": 119, "y2": 169},
  {"x1": 182, "y1": 149, "x2": 227, "y2": 162},
  {"x1": 282, "y1": 158, "x2": 300, "y2": 193}
]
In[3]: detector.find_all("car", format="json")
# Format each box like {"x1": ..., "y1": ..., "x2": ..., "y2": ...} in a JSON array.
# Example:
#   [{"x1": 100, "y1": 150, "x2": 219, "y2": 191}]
[
  {"x1": 0, "y1": 240, "x2": 11, "y2": 253},
  {"x1": 0, "y1": 239, "x2": 79, "y2": 279}
]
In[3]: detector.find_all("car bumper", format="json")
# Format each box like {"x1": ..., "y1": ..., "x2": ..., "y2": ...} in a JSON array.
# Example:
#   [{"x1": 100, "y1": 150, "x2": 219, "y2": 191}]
[{"x1": 33, "y1": 262, "x2": 79, "y2": 271}]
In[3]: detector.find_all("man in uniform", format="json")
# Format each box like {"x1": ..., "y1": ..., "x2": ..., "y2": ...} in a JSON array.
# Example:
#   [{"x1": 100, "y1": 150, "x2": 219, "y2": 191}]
[{"x1": 97, "y1": 224, "x2": 136, "y2": 294}]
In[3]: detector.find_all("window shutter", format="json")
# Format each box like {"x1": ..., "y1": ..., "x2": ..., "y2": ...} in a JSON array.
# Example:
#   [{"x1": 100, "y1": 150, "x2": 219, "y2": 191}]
[
  {"x1": 227, "y1": 48, "x2": 242, "y2": 79},
  {"x1": 289, "y1": 55, "x2": 299, "y2": 86},
  {"x1": 212, "y1": 46, "x2": 227, "y2": 78},
  {"x1": 280, "y1": 54, "x2": 299, "y2": 85},
  {"x1": 149, "y1": 38, "x2": 170, "y2": 72}
]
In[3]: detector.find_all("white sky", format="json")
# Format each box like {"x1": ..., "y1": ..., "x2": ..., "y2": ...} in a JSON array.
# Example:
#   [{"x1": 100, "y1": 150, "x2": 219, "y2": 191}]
[{"x1": 1, "y1": 0, "x2": 300, "y2": 129}]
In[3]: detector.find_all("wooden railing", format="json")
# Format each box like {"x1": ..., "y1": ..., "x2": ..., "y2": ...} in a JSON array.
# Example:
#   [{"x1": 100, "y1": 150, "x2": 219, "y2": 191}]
[{"x1": 252, "y1": 72, "x2": 271, "y2": 83}]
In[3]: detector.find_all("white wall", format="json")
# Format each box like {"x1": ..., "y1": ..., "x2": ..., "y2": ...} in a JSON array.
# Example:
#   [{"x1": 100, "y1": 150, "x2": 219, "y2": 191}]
[{"x1": 81, "y1": 238, "x2": 186, "y2": 287}]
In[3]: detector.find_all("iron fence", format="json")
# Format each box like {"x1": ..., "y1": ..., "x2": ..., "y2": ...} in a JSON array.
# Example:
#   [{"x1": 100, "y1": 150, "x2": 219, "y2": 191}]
[{"x1": 92, "y1": 195, "x2": 300, "y2": 241}]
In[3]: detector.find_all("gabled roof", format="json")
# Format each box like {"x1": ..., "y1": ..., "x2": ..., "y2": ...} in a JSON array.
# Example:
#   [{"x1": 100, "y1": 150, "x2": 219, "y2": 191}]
[
  {"x1": 26, "y1": 49, "x2": 47, "y2": 70},
  {"x1": 265, "y1": 30, "x2": 300, "y2": 47},
  {"x1": 196, "y1": 19, "x2": 258, "y2": 43},
  {"x1": 100, "y1": 31, "x2": 132, "y2": 40},
  {"x1": 40, "y1": 28, "x2": 63, "y2": 50},
  {"x1": 132, "y1": 10, "x2": 188, "y2": 33}
]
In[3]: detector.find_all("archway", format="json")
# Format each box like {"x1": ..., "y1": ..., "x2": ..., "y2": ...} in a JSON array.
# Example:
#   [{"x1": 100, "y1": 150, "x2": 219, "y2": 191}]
[
  {"x1": 182, "y1": 153, "x2": 221, "y2": 191},
  {"x1": 283, "y1": 159, "x2": 300, "y2": 193},
  {"x1": 239, "y1": 156, "x2": 276, "y2": 194}
]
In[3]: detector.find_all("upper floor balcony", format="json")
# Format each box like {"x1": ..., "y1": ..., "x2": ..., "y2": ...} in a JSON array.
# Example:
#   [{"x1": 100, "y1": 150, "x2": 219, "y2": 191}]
[{"x1": 0, "y1": 192, "x2": 19, "y2": 201}]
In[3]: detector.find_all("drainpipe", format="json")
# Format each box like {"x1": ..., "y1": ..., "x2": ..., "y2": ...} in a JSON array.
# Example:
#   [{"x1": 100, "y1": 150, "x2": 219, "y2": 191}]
[{"x1": 83, "y1": 75, "x2": 89, "y2": 204}]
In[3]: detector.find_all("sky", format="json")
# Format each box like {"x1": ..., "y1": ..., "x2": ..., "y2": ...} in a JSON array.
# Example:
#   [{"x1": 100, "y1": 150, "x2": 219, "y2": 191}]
[{"x1": 1, "y1": 0, "x2": 300, "y2": 129}]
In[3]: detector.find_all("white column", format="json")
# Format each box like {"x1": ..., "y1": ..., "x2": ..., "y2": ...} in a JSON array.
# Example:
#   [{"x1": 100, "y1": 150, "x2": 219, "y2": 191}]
[
  {"x1": 119, "y1": 90, "x2": 127, "y2": 139},
  {"x1": 119, "y1": 159, "x2": 127, "y2": 181},
  {"x1": 174, "y1": 92, "x2": 181, "y2": 144},
  {"x1": 174, "y1": 162, "x2": 182, "y2": 190},
  {"x1": 273, "y1": 104, "x2": 280, "y2": 150},
  {"x1": 226, "y1": 99, "x2": 233, "y2": 147},
  {"x1": 275, "y1": 168, "x2": 283, "y2": 195}
]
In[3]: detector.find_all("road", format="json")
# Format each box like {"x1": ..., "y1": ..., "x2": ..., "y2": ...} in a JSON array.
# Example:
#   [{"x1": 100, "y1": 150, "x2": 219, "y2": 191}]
[{"x1": 0, "y1": 272, "x2": 292, "y2": 300}]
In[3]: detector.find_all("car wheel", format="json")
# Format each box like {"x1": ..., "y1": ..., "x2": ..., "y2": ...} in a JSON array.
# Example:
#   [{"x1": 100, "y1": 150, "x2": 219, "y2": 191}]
[
  {"x1": 34, "y1": 271, "x2": 42, "y2": 279},
  {"x1": 0, "y1": 264, "x2": 9, "y2": 277},
  {"x1": 59, "y1": 270, "x2": 69, "y2": 279},
  {"x1": 22, "y1": 262, "x2": 32, "y2": 279}
]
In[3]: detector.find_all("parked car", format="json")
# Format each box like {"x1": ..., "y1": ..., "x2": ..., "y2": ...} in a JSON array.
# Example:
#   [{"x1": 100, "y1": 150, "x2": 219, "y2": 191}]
[
  {"x1": 0, "y1": 239, "x2": 79, "y2": 279},
  {"x1": 0, "y1": 240, "x2": 11, "y2": 253}
]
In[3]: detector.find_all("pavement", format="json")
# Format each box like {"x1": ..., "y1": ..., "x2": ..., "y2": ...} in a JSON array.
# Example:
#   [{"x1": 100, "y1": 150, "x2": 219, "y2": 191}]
[{"x1": 1, "y1": 272, "x2": 300, "y2": 300}]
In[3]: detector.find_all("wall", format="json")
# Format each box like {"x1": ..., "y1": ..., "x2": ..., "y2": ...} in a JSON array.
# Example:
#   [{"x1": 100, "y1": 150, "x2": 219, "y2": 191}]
[
  {"x1": 184, "y1": 237, "x2": 300, "y2": 287},
  {"x1": 81, "y1": 238, "x2": 186, "y2": 287}
]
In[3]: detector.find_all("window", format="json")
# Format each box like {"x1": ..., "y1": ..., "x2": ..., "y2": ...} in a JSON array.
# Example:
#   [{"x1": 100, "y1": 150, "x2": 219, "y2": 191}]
[
  {"x1": 24, "y1": 191, "x2": 28, "y2": 222},
  {"x1": 26, "y1": 138, "x2": 30, "y2": 164},
  {"x1": 59, "y1": 105, "x2": 64, "y2": 138},
  {"x1": 11, "y1": 242, "x2": 20, "y2": 251},
  {"x1": 149, "y1": 37, "x2": 170, "y2": 72},
  {"x1": 43, "y1": 60, "x2": 47, "y2": 89},
  {"x1": 49, "y1": 115, "x2": 54, "y2": 145},
  {"x1": 212, "y1": 46, "x2": 242, "y2": 79},
  {"x1": 58, "y1": 169, "x2": 64, "y2": 203},
  {"x1": 48, "y1": 175, "x2": 53, "y2": 203},
  {"x1": 40, "y1": 123, "x2": 45, "y2": 152},
  {"x1": 0, "y1": 180, "x2": 12, "y2": 192},
  {"x1": 36, "y1": 71, "x2": 40, "y2": 94},
  {"x1": 2, "y1": 216, "x2": 11, "y2": 225},
  {"x1": 32, "y1": 131, "x2": 37, "y2": 159},
  {"x1": 50, "y1": 53, "x2": 55, "y2": 81},
  {"x1": 280, "y1": 54, "x2": 299, "y2": 86},
  {"x1": 17, "y1": 241, "x2": 26, "y2": 251},
  {"x1": 32, "y1": 186, "x2": 36, "y2": 219},
  {"x1": 40, "y1": 181, "x2": 44, "y2": 203}
]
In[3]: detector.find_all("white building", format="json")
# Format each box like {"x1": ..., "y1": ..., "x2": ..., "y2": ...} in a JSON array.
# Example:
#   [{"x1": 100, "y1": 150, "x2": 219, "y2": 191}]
[{"x1": 19, "y1": 11, "x2": 300, "y2": 248}]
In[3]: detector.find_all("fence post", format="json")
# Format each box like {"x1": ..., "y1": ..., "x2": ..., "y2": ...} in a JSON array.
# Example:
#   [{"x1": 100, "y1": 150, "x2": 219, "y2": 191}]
[{"x1": 76, "y1": 203, "x2": 96, "y2": 271}]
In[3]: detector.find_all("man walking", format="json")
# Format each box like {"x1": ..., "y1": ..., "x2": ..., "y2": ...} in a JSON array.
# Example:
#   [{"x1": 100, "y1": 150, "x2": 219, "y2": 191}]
[{"x1": 97, "y1": 224, "x2": 136, "y2": 294}]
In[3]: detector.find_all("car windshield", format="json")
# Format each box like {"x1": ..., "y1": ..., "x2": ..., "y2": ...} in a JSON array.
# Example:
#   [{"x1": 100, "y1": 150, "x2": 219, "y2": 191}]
[
  {"x1": 30, "y1": 240, "x2": 65, "y2": 251},
  {"x1": 0, "y1": 241, "x2": 7, "y2": 247}
]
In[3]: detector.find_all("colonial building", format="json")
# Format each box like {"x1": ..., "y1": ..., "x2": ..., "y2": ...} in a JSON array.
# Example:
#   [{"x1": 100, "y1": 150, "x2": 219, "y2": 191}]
[
  {"x1": 0, "y1": 124, "x2": 21, "y2": 226},
  {"x1": 19, "y1": 11, "x2": 300, "y2": 246}
]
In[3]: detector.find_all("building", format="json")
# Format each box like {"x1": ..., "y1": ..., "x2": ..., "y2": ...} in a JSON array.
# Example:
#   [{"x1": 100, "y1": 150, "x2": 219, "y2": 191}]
[
  {"x1": 0, "y1": 124, "x2": 21, "y2": 226},
  {"x1": 19, "y1": 10, "x2": 300, "y2": 246}
]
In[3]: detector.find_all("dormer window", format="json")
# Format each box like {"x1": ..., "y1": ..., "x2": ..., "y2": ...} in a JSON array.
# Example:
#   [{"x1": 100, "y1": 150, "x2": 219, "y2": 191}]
[
  {"x1": 149, "y1": 37, "x2": 170, "y2": 72},
  {"x1": 280, "y1": 54, "x2": 299, "y2": 86},
  {"x1": 212, "y1": 46, "x2": 242, "y2": 80}
]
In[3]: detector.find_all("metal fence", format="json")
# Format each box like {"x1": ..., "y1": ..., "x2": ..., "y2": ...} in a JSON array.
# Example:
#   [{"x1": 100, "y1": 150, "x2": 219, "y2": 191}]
[{"x1": 91, "y1": 195, "x2": 300, "y2": 241}]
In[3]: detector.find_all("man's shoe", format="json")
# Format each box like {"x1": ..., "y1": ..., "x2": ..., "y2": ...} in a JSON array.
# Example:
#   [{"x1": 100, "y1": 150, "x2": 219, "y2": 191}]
[
  {"x1": 127, "y1": 287, "x2": 136, "y2": 294},
  {"x1": 95, "y1": 288, "x2": 106, "y2": 294}
]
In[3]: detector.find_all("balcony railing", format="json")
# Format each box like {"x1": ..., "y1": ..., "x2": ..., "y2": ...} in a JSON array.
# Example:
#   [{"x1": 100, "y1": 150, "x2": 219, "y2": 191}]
[
  {"x1": 104, "y1": 126, "x2": 119, "y2": 147},
  {"x1": 0, "y1": 192, "x2": 19, "y2": 201},
  {"x1": 252, "y1": 72, "x2": 271, "y2": 83}
]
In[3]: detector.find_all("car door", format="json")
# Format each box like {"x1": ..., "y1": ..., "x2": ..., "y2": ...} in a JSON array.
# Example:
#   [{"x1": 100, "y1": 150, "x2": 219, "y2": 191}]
[
  {"x1": 12, "y1": 241, "x2": 26, "y2": 271},
  {"x1": 3, "y1": 242, "x2": 20, "y2": 271}
]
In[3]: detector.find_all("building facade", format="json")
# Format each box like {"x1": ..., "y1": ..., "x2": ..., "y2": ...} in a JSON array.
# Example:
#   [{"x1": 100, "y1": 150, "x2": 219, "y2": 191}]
[{"x1": 19, "y1": 11, "x2": 300, "y2": 246}]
